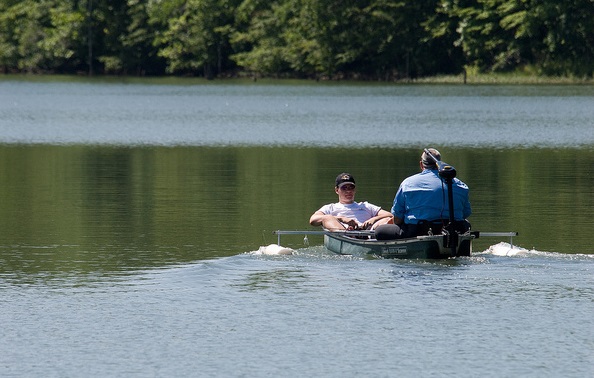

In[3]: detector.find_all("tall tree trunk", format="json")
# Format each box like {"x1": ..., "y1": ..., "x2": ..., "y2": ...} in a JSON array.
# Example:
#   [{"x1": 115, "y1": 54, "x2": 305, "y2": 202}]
[{"x1": 87, "y1": 0, "x2": 93, "y2": 76}]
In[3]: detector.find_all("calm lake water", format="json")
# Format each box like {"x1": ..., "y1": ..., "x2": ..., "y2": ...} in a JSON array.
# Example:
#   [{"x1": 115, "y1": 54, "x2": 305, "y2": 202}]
[{"x1": 0, "y1": 77, "x2": 593, "y2": 377}]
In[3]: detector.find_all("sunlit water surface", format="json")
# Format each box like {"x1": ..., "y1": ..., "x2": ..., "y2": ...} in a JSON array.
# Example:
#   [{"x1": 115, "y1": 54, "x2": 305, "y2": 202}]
[
  {"x1": 0, "y1": 79, "x2": 593, "y2": 377},
  {"x1": 1, "y1": 79, "x2": 593, "y2": 147},
  {"x1": 2, "y1": 249, "x2": 592, "y2": 377}
]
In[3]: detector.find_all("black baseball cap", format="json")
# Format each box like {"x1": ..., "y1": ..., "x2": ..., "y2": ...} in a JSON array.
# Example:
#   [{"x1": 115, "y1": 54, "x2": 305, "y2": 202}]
[{"x1": 335, "y1": 173, "x2": 356, "y2": 188}]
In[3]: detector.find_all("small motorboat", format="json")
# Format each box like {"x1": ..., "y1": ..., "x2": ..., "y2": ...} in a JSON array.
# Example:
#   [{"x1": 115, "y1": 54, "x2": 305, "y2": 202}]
[
  {"x1": 271, "y1": 150, "x2": 516, "y2": 259},
  {"x1": 272, "y1": 229, "x2": 517, "y2": 259}
]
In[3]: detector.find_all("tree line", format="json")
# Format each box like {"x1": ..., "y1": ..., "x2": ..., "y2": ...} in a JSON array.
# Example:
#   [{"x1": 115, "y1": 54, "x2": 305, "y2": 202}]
[{"x1": 1, "y1": 0, "x2": 592, "y2": 80}]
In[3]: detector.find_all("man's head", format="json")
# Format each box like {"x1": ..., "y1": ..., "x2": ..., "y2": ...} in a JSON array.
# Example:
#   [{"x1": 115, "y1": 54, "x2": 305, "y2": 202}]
[
  {"x1": 335, "y1": 173, "x2": 355, "y2": 188},
  {"x1": 421, "y1": 148, "x2": 441, "y2": 169},
  {"x1": 335, "y1": 173, "x2": 356, "y2": 203}
]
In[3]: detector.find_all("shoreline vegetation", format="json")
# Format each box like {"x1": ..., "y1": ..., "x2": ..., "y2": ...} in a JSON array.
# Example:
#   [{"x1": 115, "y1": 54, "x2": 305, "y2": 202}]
[
  {"x1": 2, "y1": 1, "x2": 592, "y2": 82},
  {"x1": 1, "y1": 72, "x2": 592, "y2": 85},
  {"x1": 416, "y1": 73, "x2": 594, "y2": 85}
]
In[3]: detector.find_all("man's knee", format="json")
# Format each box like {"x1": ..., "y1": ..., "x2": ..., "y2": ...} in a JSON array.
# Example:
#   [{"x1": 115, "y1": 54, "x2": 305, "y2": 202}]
[
  {"x1": 371, "y1": 217, "x2": 393, "y2": 229},
  {"x1": 374, "y1": 224, "x2": 403, "y2": 240}
]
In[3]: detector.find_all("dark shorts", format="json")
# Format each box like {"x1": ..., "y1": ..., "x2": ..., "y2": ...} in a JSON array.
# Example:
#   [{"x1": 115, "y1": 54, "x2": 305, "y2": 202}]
[{"x1": 375, "y1": 220, "x2": 471, "y2": 240}]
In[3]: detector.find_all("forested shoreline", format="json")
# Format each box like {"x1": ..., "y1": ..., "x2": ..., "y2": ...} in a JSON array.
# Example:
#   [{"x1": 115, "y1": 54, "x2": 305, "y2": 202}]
[{"x1": 1, "y1": 0, "x2": 593, "y2": 80}]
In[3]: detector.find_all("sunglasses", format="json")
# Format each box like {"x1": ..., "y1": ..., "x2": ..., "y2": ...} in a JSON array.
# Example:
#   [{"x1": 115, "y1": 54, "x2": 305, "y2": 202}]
[{"x1": 339, "y1": 184, "x2": 356, "y2": 191}]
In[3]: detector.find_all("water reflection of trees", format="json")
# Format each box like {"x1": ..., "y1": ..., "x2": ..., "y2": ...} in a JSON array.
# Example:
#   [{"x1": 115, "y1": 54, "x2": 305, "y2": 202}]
[{"x1": 0, "y1": 146, "x2": 592, "y2": 280}]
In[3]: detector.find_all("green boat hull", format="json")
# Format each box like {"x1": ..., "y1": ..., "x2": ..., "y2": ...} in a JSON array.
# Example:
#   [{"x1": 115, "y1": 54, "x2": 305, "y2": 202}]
[{"x1": 324, "y1": 233, "x2": 473, "y2": 259}]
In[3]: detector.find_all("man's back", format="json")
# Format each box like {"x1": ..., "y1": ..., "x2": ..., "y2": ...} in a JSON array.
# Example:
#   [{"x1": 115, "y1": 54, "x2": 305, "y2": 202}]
[{"x1": 392, "y1": 169, "x2": 471, "y2": 224}]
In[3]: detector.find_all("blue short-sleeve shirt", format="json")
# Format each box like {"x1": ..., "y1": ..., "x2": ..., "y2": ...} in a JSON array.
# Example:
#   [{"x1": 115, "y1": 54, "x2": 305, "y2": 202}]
[{"x1": 391, "y1": 169, "x2": 471, "y2": 224}]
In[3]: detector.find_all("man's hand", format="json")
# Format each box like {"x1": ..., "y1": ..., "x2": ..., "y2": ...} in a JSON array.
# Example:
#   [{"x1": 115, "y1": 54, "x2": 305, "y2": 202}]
[
  {"x1": 360, "y1": 219, "x2": 375, "y2": 230},
  {"x1": 338, "y1": 217, "x2": 360, "y2": 230}
]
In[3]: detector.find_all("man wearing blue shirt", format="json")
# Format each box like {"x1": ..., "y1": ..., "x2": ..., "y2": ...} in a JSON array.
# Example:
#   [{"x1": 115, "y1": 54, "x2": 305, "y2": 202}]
[{"x1": 389, "y1": 148, "x2": 471, "y2": 238}]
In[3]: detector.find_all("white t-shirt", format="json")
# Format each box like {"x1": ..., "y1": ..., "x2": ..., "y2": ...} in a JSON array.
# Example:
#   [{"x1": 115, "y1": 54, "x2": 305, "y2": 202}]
[{"x1": 317, "y1": 202, "x2": 382, "y2": 224}]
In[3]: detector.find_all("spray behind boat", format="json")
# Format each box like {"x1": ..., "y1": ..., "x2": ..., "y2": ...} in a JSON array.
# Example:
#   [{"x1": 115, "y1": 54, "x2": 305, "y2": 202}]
[{"x1": 423, "y1": 148, "x2": 459, "y2": 255}]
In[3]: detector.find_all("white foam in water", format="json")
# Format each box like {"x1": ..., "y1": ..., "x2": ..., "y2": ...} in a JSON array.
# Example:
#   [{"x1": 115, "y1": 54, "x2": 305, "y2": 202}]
[
  {"x1": 256, "y1": 244, "x2": 294, "y2": 255},
  {"x1": 487, "y1": 242, "x2": 529, "y2": 256}
]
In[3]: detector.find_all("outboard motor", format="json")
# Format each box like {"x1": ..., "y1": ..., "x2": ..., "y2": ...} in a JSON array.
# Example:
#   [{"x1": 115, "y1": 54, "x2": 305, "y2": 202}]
[{"x1": 423, "y1": 148, "x2": 458, "y2": 256}]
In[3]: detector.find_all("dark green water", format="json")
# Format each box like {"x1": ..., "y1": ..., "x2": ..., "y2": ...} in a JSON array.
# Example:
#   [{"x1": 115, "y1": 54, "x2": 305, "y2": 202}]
[{"x1": 1, "y1": 145, "x2": 592, "y2": 279}]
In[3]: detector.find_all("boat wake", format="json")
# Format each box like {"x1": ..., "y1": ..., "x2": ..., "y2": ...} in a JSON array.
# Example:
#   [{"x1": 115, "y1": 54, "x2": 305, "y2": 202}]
[
  {"x1": 253, "y1": 244, "x2": 294, "y2": 256},
  {"x1": 254, "y1": 241, "x2": 530, "y2": 258},
  {"x1": 483, "y1": 242, "x2": 594, "y2": 259},
  {"x1": 250, "y1": 242, "x2": 593, "y2": 260},
  {"x1": 485, "y1": 242, "x2": 530, "y2": 257}
]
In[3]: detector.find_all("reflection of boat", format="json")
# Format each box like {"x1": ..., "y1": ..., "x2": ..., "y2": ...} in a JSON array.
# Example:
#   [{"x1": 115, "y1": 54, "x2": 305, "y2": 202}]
[{"x1": 272, "y1": 230, "x2": 517, "y2": 259}]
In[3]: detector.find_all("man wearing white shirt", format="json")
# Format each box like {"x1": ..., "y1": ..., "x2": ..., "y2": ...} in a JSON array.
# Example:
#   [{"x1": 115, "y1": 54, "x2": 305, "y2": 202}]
[{"x1": 309, "y1": 173, "x2": 393, "y2": 231}]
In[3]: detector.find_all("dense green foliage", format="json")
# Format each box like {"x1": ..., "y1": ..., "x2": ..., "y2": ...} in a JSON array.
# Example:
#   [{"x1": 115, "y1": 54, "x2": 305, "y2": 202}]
[{"x1": 1, "y1": 0, "x2": 592, "y2": 79}]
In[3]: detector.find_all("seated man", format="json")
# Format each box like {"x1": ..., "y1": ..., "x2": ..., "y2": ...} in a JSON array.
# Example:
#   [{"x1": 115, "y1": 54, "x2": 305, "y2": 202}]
[
  {"x1": 309, "y1": 173, "x2": 393, "y2": 231},
  {"x1": 376, "y1": 148, "x2": 471, "y2": 240}
]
